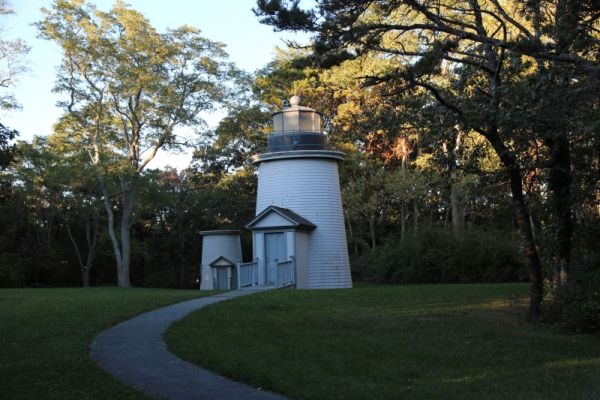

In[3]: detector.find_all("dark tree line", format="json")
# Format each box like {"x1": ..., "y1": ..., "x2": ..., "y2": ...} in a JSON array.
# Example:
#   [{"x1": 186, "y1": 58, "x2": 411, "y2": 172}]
[{"x1": 0, "y1": 0, "x2": 598, "y2": 331}]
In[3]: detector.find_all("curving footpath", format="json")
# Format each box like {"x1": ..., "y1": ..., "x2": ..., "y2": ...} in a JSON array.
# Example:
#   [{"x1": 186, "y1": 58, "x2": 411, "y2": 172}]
[{"x1": 90, "y1": 288, "x2": 286, "y2": 400}]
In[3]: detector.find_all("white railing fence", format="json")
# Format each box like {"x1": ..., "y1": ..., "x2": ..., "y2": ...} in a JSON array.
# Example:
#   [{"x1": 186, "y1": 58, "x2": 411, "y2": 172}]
[
  {"x1": 237, "y1": 257, "x2": 296, "y2": 289},
  {"x1": 237, "y1": 259, "x2": 259, "y2": 288},
  {"x1": 277, "y1": 256, "x2": 295, "y2": 288}
]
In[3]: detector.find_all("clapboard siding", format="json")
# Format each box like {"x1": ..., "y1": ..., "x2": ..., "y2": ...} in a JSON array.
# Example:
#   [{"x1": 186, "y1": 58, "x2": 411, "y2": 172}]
[
  {"x1": 256, "y1": 157, "x2": 352, "y2": 288},
  {"x1": 295, "y1": 231, "x2": 309, "y2": 288},
  {"x1": 200, "y1": 232, "x2": 242, "y2": 290}
]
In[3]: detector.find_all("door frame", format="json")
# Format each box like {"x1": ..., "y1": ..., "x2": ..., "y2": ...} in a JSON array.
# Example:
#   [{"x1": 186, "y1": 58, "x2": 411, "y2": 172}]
[
  {"x1": 264, "y1": 231, "x2": 286, "y2": 285},
  {"x1": 217, "y1": 267, "x2": 230, "y2": 290},
  {"x1": 211, "y1": 266, "x2": 231, "y2": 290}
]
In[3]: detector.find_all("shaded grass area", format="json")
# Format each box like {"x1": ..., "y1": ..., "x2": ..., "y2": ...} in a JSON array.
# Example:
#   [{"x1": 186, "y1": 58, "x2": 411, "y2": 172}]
[
  {"x1": 0, "y1": 287, "x2": 212, "y2": 400},
  {"x1": 166, "y1": 284, "x2": 600, "y2": 400}
]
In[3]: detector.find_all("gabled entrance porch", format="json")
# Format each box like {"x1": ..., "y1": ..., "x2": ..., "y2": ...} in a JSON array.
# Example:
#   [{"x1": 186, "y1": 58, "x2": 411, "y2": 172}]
[{"x1": 241, "y1": 206, "x2": 316, "y2": 289}]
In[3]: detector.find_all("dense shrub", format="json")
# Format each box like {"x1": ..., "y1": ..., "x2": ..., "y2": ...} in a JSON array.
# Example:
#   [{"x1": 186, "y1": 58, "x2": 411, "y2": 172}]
[
  {"x1": 543, "y1": 221, "x2": 600, "y2": 334},
  {"x1": 0, "y1": 254, "x2": 28, "y2": 287},
  {"x1": 351, "y1": 227, "x2": 527, "y2": 284},
  {"x1": 0, "y1": 251, "x2": 82, "y2": 288},
  {"x1": 543, "y1": 258, "x2": 600, "y2": 334}
]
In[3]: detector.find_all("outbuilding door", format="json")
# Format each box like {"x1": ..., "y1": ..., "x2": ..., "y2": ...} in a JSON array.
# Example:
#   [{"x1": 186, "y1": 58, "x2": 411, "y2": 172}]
[
  {"x1": 264, "y1": 232, "x2": 285, "y2": 285},
  {"x1": 216, "y1": 267, "x2": 229, "y2": 290}
]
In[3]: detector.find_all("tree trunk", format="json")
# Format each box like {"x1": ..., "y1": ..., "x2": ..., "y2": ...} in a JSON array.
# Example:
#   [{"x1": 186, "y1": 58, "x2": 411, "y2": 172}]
[
  {"x1": 546, "y1": 0, "x2": 579, "y2": 289},
  {"x1": 528, "y1": 204, "x2": 538, "y2": 242},
  {"x1": 546, "y1": 135, "x2": 572, "y2": 288},
  {"x1": 443, "y1": 207, "x2": 449, "y2": 230},
  {"x1": 100, "y1": 176, "x2": 135, "y2": 288},
  {"x1": 100, "y1": 181, "x2": 125, "y2": 287},
  {"x1": 178, "y1": 233, "x2": 186, "y2": 289},
  {"x1": 511, "y1": 168, "x2": 543, "y2": 318},
  {"x1": 450, "y1": 173, "x2": 466, "y2": 236},
  {"x1": 369, "y1": 213, "x2": 377, "y2": 253},
  {"x1": 448, "y1": 130, "x2": 465, "y2": 236},
  {"x1": 486, "y1": 134, "x2": 544, "y2": 317},
  {"x1": 46, "y1": 209, "x2": 55, "y2": 252},
  {"x1": 84, "y1": 211, "x2": 99, "y2": 288},
  {"x1": 82, "y1": 266, "x2": 90, "y2": 287},
  {"x1": 474, "y1": 19, "x2": 544, "y2": 317},
  {"x1": 118, "y1": 185, "x2": 134, "y2": 288},
  {"x1": 65, "y1": 219, "x2": 87, "y2": 287},
  {"x1": 413, "y1": 200, "x2": 419, "y2": 234},
  {"x1": 65, "y1": 210, "x2": 98, "y2": 288},
  {"x1": 346, "y1": 218, "x2": 358, "y2": 256},
  {"x1": 400, "y1": 200, "x2": 406, "y2": 240}
]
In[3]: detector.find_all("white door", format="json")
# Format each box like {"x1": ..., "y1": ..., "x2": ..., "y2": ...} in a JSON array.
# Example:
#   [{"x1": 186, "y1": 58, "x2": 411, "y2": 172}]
[
  {"x1": 216, "y1": 268, "x2": 229, "y2": 290},
  {"x1": 264, "y1": 233, "x2": 285, "y2": 285}
]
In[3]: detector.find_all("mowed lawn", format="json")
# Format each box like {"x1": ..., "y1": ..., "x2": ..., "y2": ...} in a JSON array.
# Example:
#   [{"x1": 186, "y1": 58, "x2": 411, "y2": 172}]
[
  {"x1": 0, "y1": 287, "x2": 212, "y2": 400},
  {"x1": 166, "y1": 284, "x2": 600, "y2": 400}
]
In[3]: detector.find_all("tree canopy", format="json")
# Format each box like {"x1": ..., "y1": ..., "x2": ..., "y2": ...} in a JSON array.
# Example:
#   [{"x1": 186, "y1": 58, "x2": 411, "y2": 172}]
[
  {"x1": 36, "y1": 0, "x2": 233, "y2": 286},
  {"x1": 255, "y1": 0, "x2": 600, "y2": 317},
  {"x1": 0, "y1": 0, "x2": 598, "y2": 331},
  {"x1": 0, "y1": 0, "x2": 28, "y2": 170}
]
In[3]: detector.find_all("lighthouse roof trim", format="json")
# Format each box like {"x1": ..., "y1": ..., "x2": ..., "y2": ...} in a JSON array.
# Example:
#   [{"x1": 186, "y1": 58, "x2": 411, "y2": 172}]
[
  {"x1": 252, "y1": 149, "x2": 345, "y2": 164},
  {"x1": 275, "y1": 95, "x2": 322, "y2": 114},
  {"x1": 246, "y1": 205, "x2": 317, "y2": 231}
]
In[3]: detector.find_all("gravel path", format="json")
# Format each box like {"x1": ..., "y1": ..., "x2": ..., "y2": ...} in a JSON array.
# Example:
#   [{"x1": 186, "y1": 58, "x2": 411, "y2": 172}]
[{"x1": 90, "y1": 288, "x2": 285, "y2": 400}]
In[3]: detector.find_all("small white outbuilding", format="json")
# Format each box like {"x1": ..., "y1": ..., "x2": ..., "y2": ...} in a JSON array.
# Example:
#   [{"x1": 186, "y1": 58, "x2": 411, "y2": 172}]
[{"x1": 199, "y1": 230, "x2": 242, "y2": 290}]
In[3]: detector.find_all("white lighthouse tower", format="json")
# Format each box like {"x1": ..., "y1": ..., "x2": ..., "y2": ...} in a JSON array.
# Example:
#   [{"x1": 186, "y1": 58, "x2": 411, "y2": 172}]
[{"x1": 244, "y1": 96, "x2": 352, "y2": 289}]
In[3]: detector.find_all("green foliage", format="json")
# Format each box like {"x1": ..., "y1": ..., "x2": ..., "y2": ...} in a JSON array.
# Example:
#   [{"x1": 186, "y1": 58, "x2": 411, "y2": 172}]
[
  {"x1": 0, "y1": 123, "x2": 18, "y2": 169},
  {"x1": 255, "y1": 0, "x2": 600, "y2": 318},
  {"x1": 0, "y1": 254, "x2": 28, "y2": 287},
  {"x1": 2, "y1": 0, "x2": 597, "y2": 305},
  {"x1": 167, "y1": 284, "x2": 600, "y2": 400},
  {"x1": 0, "y1": 0, "x2": 29, "y2": 111},
  {"x1": 35, "y1": 0, "x2": 236, "y2": 286},
  {"x1": 545, "y1": 263, "x2": 600, "y2": 334},
  {"x1": 353, "y1": 227, "x2": 527, "y2": 284},
  {"x1": 253, "y1": 48, "x2": 311, "y2": 109},
  {"x1": 544, "y1": 222, "x2": 600, "y2": 334},
  {"x1": 193, "y1": 104, "x2": 269, "y2": 174}
]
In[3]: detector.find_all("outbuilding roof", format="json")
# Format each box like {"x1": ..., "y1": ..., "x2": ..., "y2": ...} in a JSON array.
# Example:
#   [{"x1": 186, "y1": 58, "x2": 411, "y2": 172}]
[
  {"x1": 209, "y1": 256, "x2": 236, "y2": 267},
  {"x1": 199, "y1": 230, "x2": 241, "y2": 236},
  {"x1": 245, "y1": 206, "x2": 316, "y2": 232}
]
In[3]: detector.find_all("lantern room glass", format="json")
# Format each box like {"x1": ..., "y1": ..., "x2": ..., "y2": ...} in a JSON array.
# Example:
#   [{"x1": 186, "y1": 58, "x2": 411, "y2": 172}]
[
  {"x1": 273, "y1": 113, "x2": 283, "y2": 132},
  {"x1": 272, "y1": 107, "x2": 322, "y2": 133},
  {"x1": 299, "y1": 111, "x2": 320, "y2": 131}
]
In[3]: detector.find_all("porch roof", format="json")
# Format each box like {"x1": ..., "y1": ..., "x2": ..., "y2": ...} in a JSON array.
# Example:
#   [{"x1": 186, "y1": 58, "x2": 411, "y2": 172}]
[
  {"x1": 209, "y1": 256, "x2": 236, "y2": 267},
  {"x1": 245, "y1": 206, "x2": 316, "y2": 232}
]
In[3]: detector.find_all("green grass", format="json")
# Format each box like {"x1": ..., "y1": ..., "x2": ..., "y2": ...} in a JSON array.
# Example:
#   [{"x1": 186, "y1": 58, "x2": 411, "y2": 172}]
[
  {"x1": 166, "y1": 284, "x2": 600, "y2": 400},
  {"x1": 0, "y1": 287, "x2": 213, "y2": 400}
]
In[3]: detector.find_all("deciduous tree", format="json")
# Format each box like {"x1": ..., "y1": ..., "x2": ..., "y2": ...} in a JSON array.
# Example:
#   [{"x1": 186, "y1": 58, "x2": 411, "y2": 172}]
[
  {"x1": 37, "y1": 0, "x2": 231, "y2": 286},
  {"x1": 0, "y1": 0, "x2": 28, "y2": 170}
]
